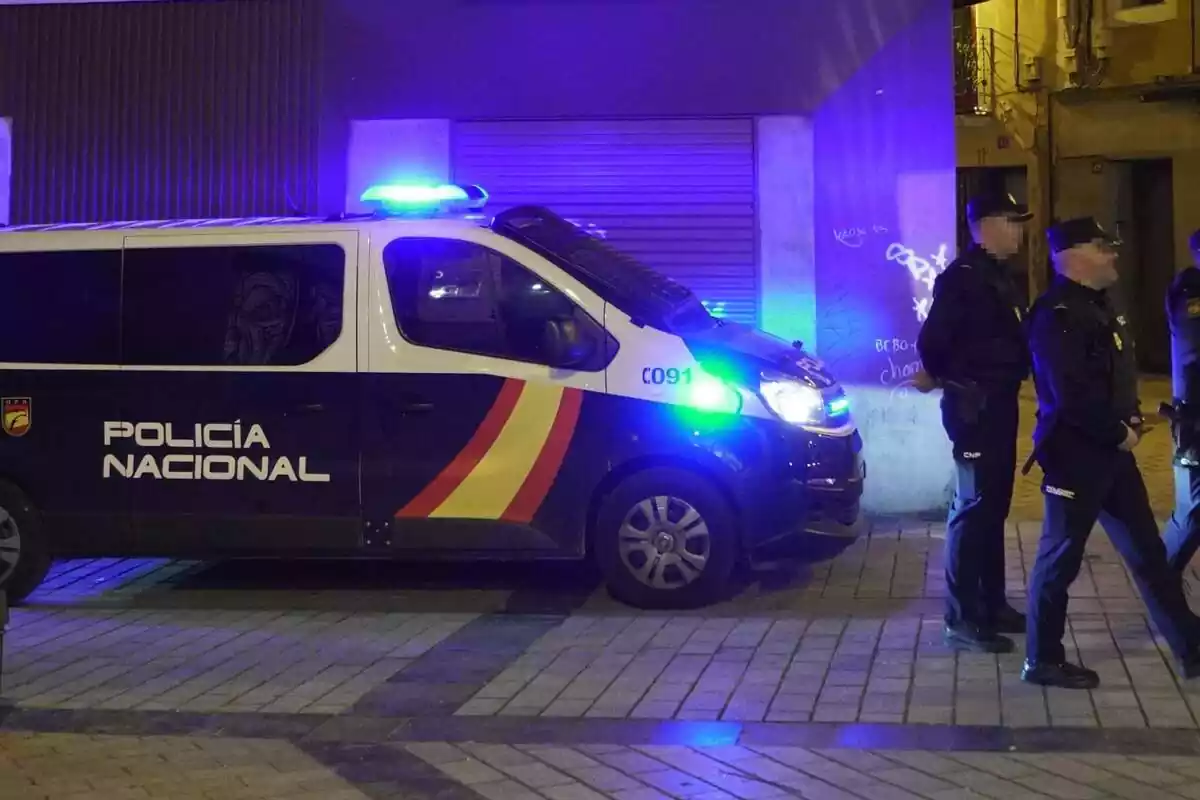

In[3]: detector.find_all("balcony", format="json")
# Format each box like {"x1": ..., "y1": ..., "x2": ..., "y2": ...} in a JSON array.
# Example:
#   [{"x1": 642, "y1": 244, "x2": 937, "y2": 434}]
[{"x1": 955, "y1": 25, "x2": 996, "y2": 115}]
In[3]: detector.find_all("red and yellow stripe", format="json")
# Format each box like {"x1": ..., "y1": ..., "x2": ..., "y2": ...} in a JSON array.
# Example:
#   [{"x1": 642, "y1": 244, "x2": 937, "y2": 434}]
[{"x1": 396, "y1": 379, "x2": 583, "y2": 523}]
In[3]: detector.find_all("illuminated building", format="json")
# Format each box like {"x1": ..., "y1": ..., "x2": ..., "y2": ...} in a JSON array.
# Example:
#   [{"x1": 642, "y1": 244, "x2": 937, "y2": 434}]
[
  {"x1": 0, "y1": 0, "x2": 961, "y2": 513},
  {"x1": 956, "y1": 0, "x2": 1200, "y2": 372}
]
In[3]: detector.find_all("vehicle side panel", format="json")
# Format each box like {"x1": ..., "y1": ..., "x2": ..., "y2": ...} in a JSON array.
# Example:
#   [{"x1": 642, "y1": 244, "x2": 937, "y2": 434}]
[
  {"x1": 118, "y1": 370, "x2": 362, "y2": 554},
  {"x1": 0, "y1": 369, "x2": 131, "y2": 553}
]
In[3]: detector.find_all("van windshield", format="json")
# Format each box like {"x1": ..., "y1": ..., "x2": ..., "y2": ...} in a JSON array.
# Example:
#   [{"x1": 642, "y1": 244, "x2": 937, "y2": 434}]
[{"x1": 491, "y1": 206, "x2": 716, "y2": 334}]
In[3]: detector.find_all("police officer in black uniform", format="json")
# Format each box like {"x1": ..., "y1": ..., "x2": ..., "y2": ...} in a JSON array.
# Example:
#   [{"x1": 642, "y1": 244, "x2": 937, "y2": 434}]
[
  {"x1": 1162, "y1": 229, "x2": 1200, "y2": 570},
  {"x1": 1024, "y1": 217, "x2": 1200, "y2": 689},
  {"x1": 916, "y1": 192, "x2": 1030, "y2": 653}
]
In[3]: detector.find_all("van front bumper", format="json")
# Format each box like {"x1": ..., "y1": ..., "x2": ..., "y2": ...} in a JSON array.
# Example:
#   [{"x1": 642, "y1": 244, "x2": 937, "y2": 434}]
[{"x1": 737, "y1": 427, "x2": 866, "y2": 558}]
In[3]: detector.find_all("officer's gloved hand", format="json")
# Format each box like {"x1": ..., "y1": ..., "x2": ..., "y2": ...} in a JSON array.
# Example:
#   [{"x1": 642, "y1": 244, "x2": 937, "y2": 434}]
[
  {"x1": 912, "y1": 370, "x2": 937, "y2": 394},
  {"x1": 1129, "y1": 413, "x2": 1145, "y2": 437}
]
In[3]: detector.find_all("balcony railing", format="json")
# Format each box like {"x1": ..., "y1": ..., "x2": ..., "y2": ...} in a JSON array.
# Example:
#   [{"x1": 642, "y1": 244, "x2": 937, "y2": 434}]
[{"x1": 955, "y1": 25, "x2": 996, "y2": 115}]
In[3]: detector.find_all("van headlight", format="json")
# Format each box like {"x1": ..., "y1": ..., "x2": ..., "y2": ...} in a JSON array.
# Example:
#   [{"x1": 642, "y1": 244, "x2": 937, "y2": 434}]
[{"x1": 759, "y1": 376, "x2": 826, "y2": 426}]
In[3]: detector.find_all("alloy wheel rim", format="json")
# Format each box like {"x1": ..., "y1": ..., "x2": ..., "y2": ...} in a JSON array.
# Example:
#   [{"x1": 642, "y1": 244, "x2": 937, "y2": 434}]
[{"x1": 617, "y1": 495, "x2": 710, "y2": 590}]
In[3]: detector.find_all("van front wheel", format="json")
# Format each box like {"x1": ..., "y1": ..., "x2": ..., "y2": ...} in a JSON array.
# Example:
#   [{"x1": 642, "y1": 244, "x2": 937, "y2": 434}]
[
  {"x1": 594, "y1": 468, "x2": 737, "y2": 609},
  {"x1": 0, "y1": 482, "x2": 50, "y2": 604}
]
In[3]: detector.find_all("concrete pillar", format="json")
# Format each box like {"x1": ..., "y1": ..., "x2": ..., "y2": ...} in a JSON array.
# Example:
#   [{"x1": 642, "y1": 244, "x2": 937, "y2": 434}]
[
  {"x1": 810, "y1": 0, "x2": 957, "y2": 515},
  {"x1": 756, "y1": 116, "x2": 816, "y2": 352}
]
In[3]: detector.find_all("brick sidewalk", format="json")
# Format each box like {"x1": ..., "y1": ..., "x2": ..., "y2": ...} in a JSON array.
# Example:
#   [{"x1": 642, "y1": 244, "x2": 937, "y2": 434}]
[
  {"x1": 407, "y1": 741, "x2": 1200, "y2": 800},
  {"x1": 10, "y1": 732, "x2": 1200, "y2": 799},
  {"x1": 9, "y1": 517, "x2": 1199, "y2": 730},
  {"x1": 0, "y1": 732, "x2": 369, "y2": 800}
]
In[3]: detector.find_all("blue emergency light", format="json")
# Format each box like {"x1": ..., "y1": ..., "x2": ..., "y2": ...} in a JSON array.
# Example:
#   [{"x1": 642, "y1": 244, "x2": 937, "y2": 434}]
[{"x1": 359, "y1": 183, "x2": 489, "y2": 215}]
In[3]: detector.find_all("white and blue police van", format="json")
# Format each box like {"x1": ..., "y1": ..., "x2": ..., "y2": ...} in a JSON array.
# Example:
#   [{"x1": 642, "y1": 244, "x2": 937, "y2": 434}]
[{"x1": 0, "y1": 184, "x2": 865, "y2": 608}]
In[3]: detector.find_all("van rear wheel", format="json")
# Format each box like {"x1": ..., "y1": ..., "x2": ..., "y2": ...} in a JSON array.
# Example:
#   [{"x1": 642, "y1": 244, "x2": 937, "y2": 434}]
[
  {"x1": 0, "y1": 482, "x2": 50, "y2": 604},
  {"x1": 594, "y1": 467, "x2": 737, "y2": 609}
]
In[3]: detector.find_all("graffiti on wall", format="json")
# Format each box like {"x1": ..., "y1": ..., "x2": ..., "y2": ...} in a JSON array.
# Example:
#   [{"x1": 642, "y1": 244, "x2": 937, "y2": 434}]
[
  {"x1": 834, "y1": 224, "x2": 889, "y2": 248},
  {"x1": 871, "y1": 239, "x2": 952, "y2": 398},
  {"x1": 885, "y1": 241, "x2": 950, "y2": 323}
]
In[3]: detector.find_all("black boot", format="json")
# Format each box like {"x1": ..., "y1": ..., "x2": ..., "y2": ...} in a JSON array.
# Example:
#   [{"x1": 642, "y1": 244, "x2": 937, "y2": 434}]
[
  {"x1": 988, "y1": 604, "x2": 1028, "y2": 634},
  {"x1": 1021, "y1": 660, "x2": 1100, "y2": 690},
  {"x1": 944, "y1": 622, "x2": 1015, "y2": 654}
]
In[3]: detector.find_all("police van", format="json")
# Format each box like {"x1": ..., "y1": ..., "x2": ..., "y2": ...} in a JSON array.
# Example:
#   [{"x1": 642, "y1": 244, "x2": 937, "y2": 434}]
[{"x1": 0, "y1": 184, "x2": 864, "y2": 608}]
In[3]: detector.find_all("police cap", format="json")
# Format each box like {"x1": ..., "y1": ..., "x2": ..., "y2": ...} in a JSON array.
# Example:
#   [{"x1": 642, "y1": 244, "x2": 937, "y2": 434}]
[
  {"x1": 1047, "y1": 217, "x2": 1121, "y2": 254},
  {"x1": 966, "y1": 192, "x2": 1032, "y2": 223}
]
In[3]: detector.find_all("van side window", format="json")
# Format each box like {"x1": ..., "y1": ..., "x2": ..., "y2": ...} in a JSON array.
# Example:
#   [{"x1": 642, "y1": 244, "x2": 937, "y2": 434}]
[
  {"x1": 0, "y1": 250, "x2": 121, "y2": 365},
  {"x1": 122, "y1": 244, "x2": 345, "y2": 367},
  {"x1": 383, "y1": 237, "x2": 594, "y2": 365}
]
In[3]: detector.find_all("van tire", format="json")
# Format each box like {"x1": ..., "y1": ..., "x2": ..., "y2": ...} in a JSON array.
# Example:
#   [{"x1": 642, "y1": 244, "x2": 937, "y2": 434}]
[
  {"x1": 593, "y1": 467, "x2": 737, "y2": 609},
  {"x1": 0, "y1": 481, "x2": 51, "y2": 604}
]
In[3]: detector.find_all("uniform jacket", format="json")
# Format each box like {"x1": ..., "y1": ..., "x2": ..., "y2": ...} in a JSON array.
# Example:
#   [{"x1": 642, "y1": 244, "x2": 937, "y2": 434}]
[
  {"x1": 1028, "y1": 274, "x2": 1140, "y2": 492},
  {"x1": 917, "y1": 245, "x2": 1029, "y2": 446}
]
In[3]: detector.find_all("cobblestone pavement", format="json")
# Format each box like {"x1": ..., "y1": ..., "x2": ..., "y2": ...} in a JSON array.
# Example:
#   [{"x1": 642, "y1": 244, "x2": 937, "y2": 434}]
[
  {"x1": 10, "y1": 731, "x2": 1200, "y2": 799},
  {"x1": 0, "y1": 732, "x2": 370, "y2": 799},
  {"x1": 4, "y1": 376, "x2": 1200, "y2": 798}
]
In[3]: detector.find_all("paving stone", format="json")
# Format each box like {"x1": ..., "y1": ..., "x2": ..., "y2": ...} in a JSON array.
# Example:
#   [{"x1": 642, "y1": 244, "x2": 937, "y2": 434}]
[
  {"x1": 541, "y1": 784, "x2": 614, "y2": 800},
  {"x1": 567, "y1": 765, "x2": 644, "y2": 792},
  {"x1": 405, "y1": 741, "x2": 468, "y2": 766},
  {"x1": 435, "y1": 758, "x2": 508, "y2": 785},
  {"x1": 473, "y1": 779, "x2": 547, "y2": 800}
]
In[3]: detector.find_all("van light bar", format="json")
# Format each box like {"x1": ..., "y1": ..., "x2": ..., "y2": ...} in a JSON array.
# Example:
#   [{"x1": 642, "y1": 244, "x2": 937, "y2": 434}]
[{"x1": 359, "y1": 183, "x2": 489, "y2": 214}]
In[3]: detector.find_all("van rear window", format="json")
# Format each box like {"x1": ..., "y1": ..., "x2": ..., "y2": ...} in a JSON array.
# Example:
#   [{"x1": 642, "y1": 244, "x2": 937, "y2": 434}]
[
  {"x1": 0, "y1": 243, "x2": 346, "y2": 368},
  {"x1": 0, "y1": 249, "x2": 121, "y2": 365},
  {"x1": 122, "y1": 243, "x2": 345, "y2": 367}
]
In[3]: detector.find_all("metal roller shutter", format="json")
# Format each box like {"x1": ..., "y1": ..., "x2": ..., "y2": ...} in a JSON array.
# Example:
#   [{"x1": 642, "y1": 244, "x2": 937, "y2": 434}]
[{"x1": 451, "y1": 118, "x2": 758, "y2": 325}]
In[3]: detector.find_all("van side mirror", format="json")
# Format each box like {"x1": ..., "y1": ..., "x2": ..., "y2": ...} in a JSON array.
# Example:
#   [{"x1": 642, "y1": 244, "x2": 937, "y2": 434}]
[{"x1": 542, "y1": 317, "x2": 596, "y2": 369}]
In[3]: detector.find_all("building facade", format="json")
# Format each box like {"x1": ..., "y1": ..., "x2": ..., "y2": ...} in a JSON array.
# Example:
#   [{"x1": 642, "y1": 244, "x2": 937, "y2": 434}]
[
  {"x1": 0, "y1": 0, "x2": 958, "y2": 512},
  {"x1": 956, "y1": 0, "x2": 1200, "y2": 372}
]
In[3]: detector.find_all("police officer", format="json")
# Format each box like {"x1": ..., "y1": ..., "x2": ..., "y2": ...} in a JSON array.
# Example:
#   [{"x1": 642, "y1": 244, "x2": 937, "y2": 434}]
[
  {"x1": 1162, "y1": 229, "x2": 1200, "y2": 570},
  {"x1": 915, "y1": 192, "x2": 1030, "y2": 653},
  {"x1": 1024, "y1": 217, "x2": 1200, "y2": 689}
]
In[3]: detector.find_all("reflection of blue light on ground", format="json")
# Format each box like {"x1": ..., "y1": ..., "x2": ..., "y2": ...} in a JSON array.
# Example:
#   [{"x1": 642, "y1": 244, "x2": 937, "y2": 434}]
[
  {"x1": 836, "y1": 724, "x2": 891, "y2": 749},
  {"x1": 834, "y1": 721, "x2": 1000, "y2": 751},
  {"x1": 653, "y1": 721, "x2": 740, "y2": 746},
  {"x1": 28, "y1": 557, "x2": 177, "y2": 603}
]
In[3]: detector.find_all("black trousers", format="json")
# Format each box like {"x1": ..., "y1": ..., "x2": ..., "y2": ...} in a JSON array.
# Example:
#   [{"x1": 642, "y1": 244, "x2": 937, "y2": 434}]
[
  {"x1": 1028, "y1": 450, "x2": 1200, "y2": 664},
  {"x1": 942, "y1": 387, "x2": 1019, "y2": 629},
  {"x1": 1164, "y1": 464, "x2": 1200, "y2": 571}
]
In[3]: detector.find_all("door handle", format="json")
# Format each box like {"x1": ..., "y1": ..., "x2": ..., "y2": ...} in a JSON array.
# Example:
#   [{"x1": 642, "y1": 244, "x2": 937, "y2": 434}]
[{"x1": 401, "y1": 402, "x2": 435, "y2": 413}]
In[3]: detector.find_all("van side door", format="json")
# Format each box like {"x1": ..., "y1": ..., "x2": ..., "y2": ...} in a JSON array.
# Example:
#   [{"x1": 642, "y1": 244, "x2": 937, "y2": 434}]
[
  {"x1": 118, "y1": 231, "x2": 361, "y2": 554},
  {"x1": 362, "y1": 227, "x2": 615, "y2": 555}
]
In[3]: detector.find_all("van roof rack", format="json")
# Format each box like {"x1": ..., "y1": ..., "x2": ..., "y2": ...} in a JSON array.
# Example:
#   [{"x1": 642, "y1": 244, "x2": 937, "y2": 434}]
[
  {"x1": 0, "y1": 216, "x2": 337, "y2": 234},
  {"x1": 0, "y1": 212, "x2": 486, "y2": 234}
]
